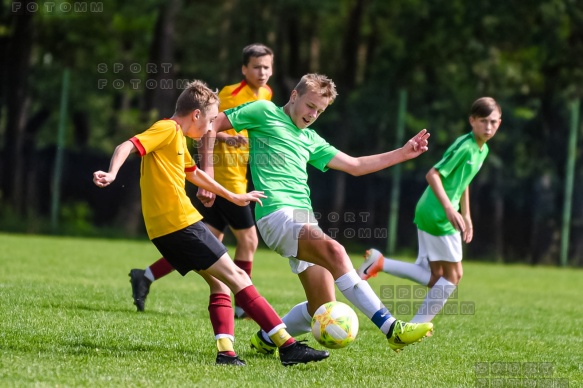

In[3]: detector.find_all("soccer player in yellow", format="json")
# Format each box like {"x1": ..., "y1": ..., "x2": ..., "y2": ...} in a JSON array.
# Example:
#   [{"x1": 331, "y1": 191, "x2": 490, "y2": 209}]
[
  {"x1": 93, "y1": 80, "x2": 329, "y2": 366},
  {"x1": 130, "y1": 44, "x2": 273, "y2": 319}
]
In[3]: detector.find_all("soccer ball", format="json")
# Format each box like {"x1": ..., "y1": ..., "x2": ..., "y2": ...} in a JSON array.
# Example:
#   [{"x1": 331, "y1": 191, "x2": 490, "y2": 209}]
[{"x1": 311, "y1": 301, "x2": 359, "y2": 349}]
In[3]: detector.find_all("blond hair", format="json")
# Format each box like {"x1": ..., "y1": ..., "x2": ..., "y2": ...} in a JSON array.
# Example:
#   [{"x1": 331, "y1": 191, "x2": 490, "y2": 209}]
[
  {"x1": 294, "y1": 73, "x2": 338, "y2": 104},
  {"x1": 175, "y1": 80, "x2": 219, "y2": 116}
]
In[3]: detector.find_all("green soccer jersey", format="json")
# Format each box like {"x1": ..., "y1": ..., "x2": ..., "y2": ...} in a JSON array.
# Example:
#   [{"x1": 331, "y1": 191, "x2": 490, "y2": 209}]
[
  {"x1": 224, "y1": 100, "x2": 339, "y2": 220},
  {"x1": 414, "y1": 132, "x2": 489, "y2": 236}
]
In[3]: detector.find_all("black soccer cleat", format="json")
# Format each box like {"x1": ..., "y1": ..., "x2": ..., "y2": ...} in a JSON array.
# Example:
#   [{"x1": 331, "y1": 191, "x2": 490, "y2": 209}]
[
  {"x1": 216, "y1": 353, "x2": 246, "y2": 366},
  {"x1": 279, "y1": 340, "x2": 330, "y2": 366},
  {"x1": 129, "y1": 269, "x2": 152, "y2": 312}
]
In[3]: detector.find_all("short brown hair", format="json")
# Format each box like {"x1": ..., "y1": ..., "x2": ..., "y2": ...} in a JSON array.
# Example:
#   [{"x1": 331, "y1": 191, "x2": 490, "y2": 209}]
[
  {"x1": 175, "y1": 80, "x2": 219, "y2": 116},
  {"x1": 470, "y1": 97, "x2": 501, "y2": 118},
  {"x1": 294, "y1": 73, "x2": 338, "y2": 105},
  {"x1": 242, "y1": 43, "x2": 274, "y2": 66}
]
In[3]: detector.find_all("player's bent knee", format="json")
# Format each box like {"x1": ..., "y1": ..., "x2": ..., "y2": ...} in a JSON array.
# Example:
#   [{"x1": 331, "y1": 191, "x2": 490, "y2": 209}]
[
  {"x1": 227, "y1": 268, "x2": 253, "y2": 292},
  {"x1": 322, "y1": 239, "x2": 342, "y2": 255},
  {"x1": 321, "y1": 241, "x2": 351, "y2": 271}
]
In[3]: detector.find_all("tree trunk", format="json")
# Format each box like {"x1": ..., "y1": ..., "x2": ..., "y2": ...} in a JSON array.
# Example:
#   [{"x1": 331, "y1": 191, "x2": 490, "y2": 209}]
[
  {"x1": 331, "y1": 0, "x2": 368, "y2": 226},
  {"x1": 23, "y1": 108, "x2": 51, "y2": 218},
  {"x1": 143, "y1": 0, "x2": 182, "y2": 118},
  {"x1": 118, "y1": 0, "x2": 182, "y2": 236},
  {"x1": 1, "y1": 2, "x2": 34, "y2": 214},
  {"x1": 217, "y1": 0, "x2": 236, "y2": 86},
  {"x1": 492, "y1": 165, "x2": 504, "y2": 263}
]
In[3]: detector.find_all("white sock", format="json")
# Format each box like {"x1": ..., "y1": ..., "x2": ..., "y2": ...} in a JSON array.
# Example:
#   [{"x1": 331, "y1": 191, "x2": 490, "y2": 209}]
[
  {"x1": 144, "y1": 267, "x2": 155, "y2": 282},
  {"x1": 382, "y1": 258, "x2": 431, "y2": 286},
  {"x1": 336, "y1": 270, "x2": 396, "y2": 335},
  {"x1": 410, "y1": 277, "x2": 456, "y2": 323},
  {"x1": 259, "y1": 330, "x2": 274, "y2": 345},
  {"x1": 234, "y1": 306, "x2": 246, "y2": 318},
  {"x1": 280, "y1": 301, "x2": 312, "y2": 337},
  {"x1": 260, "y1": 301, "x2": 312, "y2": 342}
]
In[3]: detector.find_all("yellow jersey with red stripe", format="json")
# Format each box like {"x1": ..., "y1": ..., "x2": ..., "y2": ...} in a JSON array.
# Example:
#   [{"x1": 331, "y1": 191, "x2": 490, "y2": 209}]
[
  {"x1": 214, "y1": 80, "x2": 272, "y2": 193},
  {"x1": 130, "y1": 119, "x2": 203, "y2": 239}
]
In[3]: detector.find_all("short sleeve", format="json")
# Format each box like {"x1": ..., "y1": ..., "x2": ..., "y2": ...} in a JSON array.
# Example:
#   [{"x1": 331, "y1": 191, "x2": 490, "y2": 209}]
[
  {"x1": 133, "y1": 121, "x2": 177, "y2": 155},
  {"x1": 308, "y1": 132, "x2": 339, "y2": 172},
  {"x1": 434, "y1": 144, "x2": 469, "y2": 178},
  {"x1": 225, "y1": 100, "x2": 270, "y2": 133}
]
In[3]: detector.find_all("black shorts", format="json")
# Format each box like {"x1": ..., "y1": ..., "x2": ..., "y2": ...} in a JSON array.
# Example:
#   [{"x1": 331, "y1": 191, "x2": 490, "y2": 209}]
[
  {"x1": 194, "y1": 195, "x2": 255, "y2": 232},
  {"x1": 151, "y1": 222, "x2": 228, "y2": 275}
]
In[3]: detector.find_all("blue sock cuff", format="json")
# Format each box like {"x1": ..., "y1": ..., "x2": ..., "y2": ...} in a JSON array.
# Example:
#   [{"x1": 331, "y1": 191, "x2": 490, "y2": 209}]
[{"x1": 371, "y1": 307, "x2": 392, "y2": 329}]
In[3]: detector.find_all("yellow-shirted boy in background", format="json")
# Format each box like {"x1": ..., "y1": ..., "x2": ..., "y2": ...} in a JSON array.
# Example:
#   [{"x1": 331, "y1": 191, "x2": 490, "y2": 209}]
[{"x1": 129, "y1": 45, "x2": 274, "y2": 318}]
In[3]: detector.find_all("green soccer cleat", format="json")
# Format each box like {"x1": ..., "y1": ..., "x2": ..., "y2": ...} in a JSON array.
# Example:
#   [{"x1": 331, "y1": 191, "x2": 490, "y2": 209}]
[
  {"x1": 387, "y1": 320, "x2": 433, "y2": 353},
  {"x1": 250, "y1": 330, "x2": 277, "y2": 355}
]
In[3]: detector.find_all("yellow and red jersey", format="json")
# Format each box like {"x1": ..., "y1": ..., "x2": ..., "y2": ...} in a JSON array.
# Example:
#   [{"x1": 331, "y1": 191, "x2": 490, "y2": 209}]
[
  {"x1": 214, "y1": 80, "x2": 272, "y2": 193},
  {"x1": 130, "y1": 119, "x2": 203, "y2": 239}
]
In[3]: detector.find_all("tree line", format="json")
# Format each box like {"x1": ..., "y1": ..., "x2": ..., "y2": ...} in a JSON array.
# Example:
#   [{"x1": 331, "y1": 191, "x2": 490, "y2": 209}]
[{"x1": 1, "y1": 0, "x2": 582, "y2": 265}]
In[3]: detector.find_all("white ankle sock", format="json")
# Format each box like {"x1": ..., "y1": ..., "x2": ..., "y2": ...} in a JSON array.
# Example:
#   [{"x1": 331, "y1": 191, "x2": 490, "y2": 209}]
[
  {"x1": 281, "y1": 301, "x2": 312, "y2": 337},
  {"x1": 261, "y1": 301, "x2": 312, "y2": 342}
]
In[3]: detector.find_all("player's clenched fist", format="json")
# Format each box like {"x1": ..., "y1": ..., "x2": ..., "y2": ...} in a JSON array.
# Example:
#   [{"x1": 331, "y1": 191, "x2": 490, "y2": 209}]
[{"x1": 93, "y1": 171, "x2": 115, "y2": 188}]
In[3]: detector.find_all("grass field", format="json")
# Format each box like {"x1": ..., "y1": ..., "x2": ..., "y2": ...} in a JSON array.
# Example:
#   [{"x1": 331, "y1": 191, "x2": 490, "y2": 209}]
[{"x1": 0, "y1": 233, "x2": 581, "y2": 387}]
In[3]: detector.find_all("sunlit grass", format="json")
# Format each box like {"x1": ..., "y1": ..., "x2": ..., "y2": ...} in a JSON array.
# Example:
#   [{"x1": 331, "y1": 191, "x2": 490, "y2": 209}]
[{"x1": 0, "y1": 233, "x2": 581, "y2": 387}]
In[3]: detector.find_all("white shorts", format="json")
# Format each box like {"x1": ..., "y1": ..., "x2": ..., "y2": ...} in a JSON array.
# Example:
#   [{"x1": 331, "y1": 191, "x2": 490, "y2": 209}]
[
  {"x1": 256, "y1": 208, "x2": 317, "y2": 274},
  {"x1": 415, "y1": 229, "x2": 462, "y2": 270}
]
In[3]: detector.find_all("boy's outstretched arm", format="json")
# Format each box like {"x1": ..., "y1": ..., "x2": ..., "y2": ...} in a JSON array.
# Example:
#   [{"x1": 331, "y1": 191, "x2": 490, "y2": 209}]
[
  {"x1": 326, "y1": 129, "x2": 430, "y2": 176},
  {"x1": 187, "y1": 167, "x2": 266, "y2": 207},
  {"x1": 93, "y1": 140, "x2": 137, "y2": 188}
]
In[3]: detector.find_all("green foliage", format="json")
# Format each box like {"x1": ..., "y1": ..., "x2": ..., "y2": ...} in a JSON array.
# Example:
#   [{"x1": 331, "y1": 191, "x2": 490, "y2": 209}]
[
  {"x1": 3, "y1": 0, "x2": 583, "y2": 261},
  {"x1": 60, "y1": 202, "x2": 96, "y2": 236},
  {"x1": 0, "y1": 199, "x2": 130, "y2": 239},
  {"x1": 0, "y1": 200, "x2": 31, "y2": 232},
  {"x1": 0, "y1": 233, "x2": 582, "y2": 386}
]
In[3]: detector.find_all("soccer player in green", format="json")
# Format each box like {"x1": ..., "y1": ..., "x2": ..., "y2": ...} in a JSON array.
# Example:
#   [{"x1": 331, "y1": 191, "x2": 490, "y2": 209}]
[
  {"x1": 93, "y1": 80, "x2": 330, "y2": 366},
  {"x1": 208, "y1": 73, "x2": 434, "y2": 353},
  {"x1": 359, "y1": 97, "x2": 502, "y2": 323}
]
